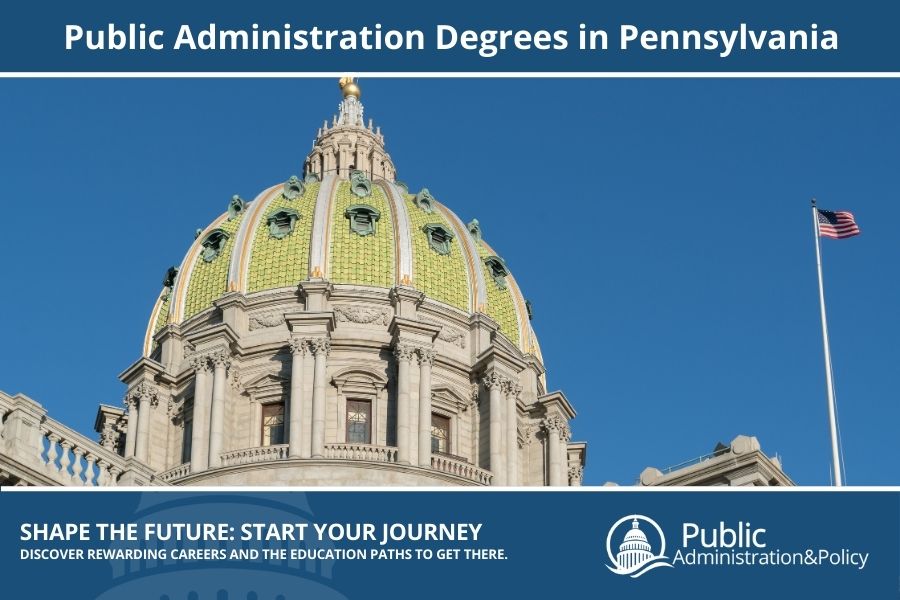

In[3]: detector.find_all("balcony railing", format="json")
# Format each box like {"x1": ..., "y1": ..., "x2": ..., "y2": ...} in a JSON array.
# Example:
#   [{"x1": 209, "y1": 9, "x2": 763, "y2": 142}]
[
  {"x1": 158, "y1": 462, "x2": 191, "y2": 482},
  {"x1": 323, "y1": 443, "x2": 398, "y2": 463},
  {"x1": 221, "y1": 444, "x2": 289, "y2": 467},
  {"x1": 431, "y1": 454, "x2": 492, "y2": 485},
  {"x1": 0, "y1": 393, "x2": 128, "y2": 486}
]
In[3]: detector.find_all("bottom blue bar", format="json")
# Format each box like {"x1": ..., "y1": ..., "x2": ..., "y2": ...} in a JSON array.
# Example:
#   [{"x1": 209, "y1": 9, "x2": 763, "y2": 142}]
[{"x1": 1, "y1": 489, "x2": 897, "y2": 599}]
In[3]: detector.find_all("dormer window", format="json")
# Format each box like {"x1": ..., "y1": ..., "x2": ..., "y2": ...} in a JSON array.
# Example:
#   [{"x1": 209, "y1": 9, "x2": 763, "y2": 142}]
[
  {"x1": 345, "y1": 204, "x2": 381, "y2": 237},
  {"x1": 415, "y1": 189, "x2": 435, "y2": 213},
  {"x1": 267, "y1": 208, "x2": 300, "y2": 239},
  {"x1": 227, "y1": 195, "x2": 246, "y2": 220},
  {"x1": 423, "y1": 223, "x2": 454, "y2": 255},
  {"x1": 484, "y1": 256, "x2": 509, "y2": 289},
  {"x1": 200, "y1": 229, "x2": 229, "y2": 263}
]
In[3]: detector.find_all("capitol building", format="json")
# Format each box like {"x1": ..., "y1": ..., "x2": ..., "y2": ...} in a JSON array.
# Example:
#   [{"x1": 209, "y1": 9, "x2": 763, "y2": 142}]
[{"x1": 0, "y1": 80, "x2": 791, "y2": 488}]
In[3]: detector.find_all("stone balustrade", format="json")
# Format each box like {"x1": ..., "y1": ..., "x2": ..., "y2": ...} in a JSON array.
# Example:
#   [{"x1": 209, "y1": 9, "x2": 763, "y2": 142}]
[
  {"x1": 40, "y1": 422, "x2": 127, "y2": 486},
  {"x1": 158, "y1": 462, "x2": 191, "y2": 482},
  {"x1": 323, "y1": 443, "x2": 398, "y2": 463},
  {"x1": 431, "y1": 454, "x2": 493, "y2": 485},
  {"x1": 220, "y1": 444, "x2": 289, "y2": 467},
  {"x1": 1, "y1": 392, "x2": 128, "y2": 486}
]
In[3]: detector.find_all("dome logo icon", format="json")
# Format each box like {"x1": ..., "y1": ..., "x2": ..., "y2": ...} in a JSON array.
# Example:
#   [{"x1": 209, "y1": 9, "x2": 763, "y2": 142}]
[{"x1": 606, "y1": 514, "x2": 674, "y2": 578}]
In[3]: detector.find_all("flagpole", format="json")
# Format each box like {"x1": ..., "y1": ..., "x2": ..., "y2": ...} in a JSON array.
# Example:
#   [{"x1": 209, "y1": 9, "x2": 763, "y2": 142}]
[{"x1": 811, "y1": 198, "x2": 843, "y2": 486}]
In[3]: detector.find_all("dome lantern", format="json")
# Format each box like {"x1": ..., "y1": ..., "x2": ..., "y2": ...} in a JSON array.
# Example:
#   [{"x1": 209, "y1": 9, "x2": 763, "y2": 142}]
[{"x1": 305, "y1": 77, "x2": 396, "y2": 182}]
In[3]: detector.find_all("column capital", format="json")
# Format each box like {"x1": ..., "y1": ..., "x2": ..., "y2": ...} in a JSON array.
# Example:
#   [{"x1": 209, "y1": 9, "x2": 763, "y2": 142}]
[
  {"x1": 209, "y1": 347, "x2": 232, "y2": 370},
  {"x1": 289, "y1": 336, "x2": 310, "y2": 356},
  {"x1": 309, "y1": 336, "x2": 331, "y2": 357},
  {"x1": 189, "y1": 352, "x2": 212, "y2": 374},
  {"x1": 568, "y1": 465, "x2": 584, "y2": 485},
  {"x1": 124, "y1": 381, "x2": 159, "y2": 408},
  {"x1": 505, "y1": 381, "x2": 522, "y2": 399},
  {"x1": 541, "y1": 414, "x2": 563, "y2": 436},
  {"x1": 393, "y1": 342, "x2": 417, "y2": 362},
  {"x1": 416, "y1": 346, "x2": 436, "y2": 366},
  {"x1": 481, "y1": 369, "x2": 508, "y2": 391}
]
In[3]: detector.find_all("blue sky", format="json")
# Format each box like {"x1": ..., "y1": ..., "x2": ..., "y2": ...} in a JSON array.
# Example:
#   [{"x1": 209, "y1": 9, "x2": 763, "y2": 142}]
[{"x1": 1, "y1": 78, "x2": 897, "y2": 486}]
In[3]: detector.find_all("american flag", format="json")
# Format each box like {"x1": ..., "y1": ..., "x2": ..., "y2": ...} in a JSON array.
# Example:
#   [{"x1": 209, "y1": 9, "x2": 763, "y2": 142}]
[{"x1": 817, "y1": 209, "x2": 860, "y2": 239}]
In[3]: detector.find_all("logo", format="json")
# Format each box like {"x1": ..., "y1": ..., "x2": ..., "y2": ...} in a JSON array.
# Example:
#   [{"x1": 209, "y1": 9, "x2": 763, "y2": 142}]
[{"x1": 606, "y1": 514, "x2": 674, "y2": 578}]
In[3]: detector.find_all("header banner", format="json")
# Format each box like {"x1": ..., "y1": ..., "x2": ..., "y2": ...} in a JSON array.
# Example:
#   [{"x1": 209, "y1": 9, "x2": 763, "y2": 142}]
[
  {"x1": 2, "y1": 489, "x2": 898, "y2": 598},
  {"x1": 1, "y1": 0, "x2": 899, "y2": 73}
]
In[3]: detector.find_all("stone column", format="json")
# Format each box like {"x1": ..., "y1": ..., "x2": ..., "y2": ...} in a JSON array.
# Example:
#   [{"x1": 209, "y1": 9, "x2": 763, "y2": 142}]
[
  {"x1": 505, "y1": 381, "x2": 521, "y2": 486},
  {"x1": 309, "y1": 337, "x2": 330, "y2": 458},
  {"x1": 543, "y1": 416, "x2": 563, "y2": 486},
  {"x1": 123, "y1": 397, "x2": 138, "y2": 459},
  {"x1": 288, "y1": 336, "x2": 308, "y2": 458},
  {"x1": 207, "y1": 349, "x2": 230, "y2": 469},
  {"x1": 483, "y1": 371, "x2": 506, "y2": 486},
  {"x1": 130, "y1": 383, "x2": 159, "y2": 464},
  {"x1": 190, "y1": 354, "x2": 211, "y2": 473},
  {"x1": 417, "y1": 347, "x2": 435, "y2": 467},
  {"x1": 559, "y1": 423, "x2": 572, "y2": 487},
  {"x1": 393, "y1": 343, "x2": 415, "y2": 464}
]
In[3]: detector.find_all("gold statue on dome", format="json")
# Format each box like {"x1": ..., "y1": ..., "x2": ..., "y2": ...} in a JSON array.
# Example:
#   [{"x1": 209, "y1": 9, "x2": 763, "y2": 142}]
[{"x1": 339, "y1": 77, "x2": 361, "y2": 99}]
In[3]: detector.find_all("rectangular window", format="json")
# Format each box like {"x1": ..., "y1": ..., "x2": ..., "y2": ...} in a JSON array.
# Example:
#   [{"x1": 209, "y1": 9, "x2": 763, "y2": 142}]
[
  {"x1": 431, "y1": 414, "x2": 451, "y2": 454},
  {"x1": 346, "y1": 399, "x2": 372, "y2": 444},
  {"x1": 261, "y1": 402, "x2": 285, "y2": 446}
]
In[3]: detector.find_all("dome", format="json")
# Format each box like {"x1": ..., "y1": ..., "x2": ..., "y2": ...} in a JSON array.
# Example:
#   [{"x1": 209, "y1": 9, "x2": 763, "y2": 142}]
[{"x1": 144, "y1": 81, "x2": 541, "y2": 363}]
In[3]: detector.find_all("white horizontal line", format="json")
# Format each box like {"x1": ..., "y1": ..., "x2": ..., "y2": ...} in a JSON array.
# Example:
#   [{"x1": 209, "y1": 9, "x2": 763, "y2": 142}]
[
  {"x1": 2, "y1": 486, "x2": 898, "y2": 492},
  {"x1": 1, "y1": 71, "x2": 900, "y2": 79}
]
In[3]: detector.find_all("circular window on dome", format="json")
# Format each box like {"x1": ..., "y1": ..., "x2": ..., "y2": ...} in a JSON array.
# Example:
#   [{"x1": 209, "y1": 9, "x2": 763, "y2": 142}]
[{"x1": 422, "y1": 223, "x2": 454, "y2": 255}]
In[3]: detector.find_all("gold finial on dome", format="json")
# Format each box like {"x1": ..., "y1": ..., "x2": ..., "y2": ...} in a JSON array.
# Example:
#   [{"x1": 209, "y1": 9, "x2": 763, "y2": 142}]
[{"x1": 339, "y1": 76, "x2": 361, "y2": 99}]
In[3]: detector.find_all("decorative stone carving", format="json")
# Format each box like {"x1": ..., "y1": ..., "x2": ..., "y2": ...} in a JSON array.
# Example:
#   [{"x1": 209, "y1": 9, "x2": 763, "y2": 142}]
[
  {"x1": 227, "y1": 194, "x2": 246, "y2": 220},
  {"x1": 349, "y1": 169, "x2": 372, "y2": 198},
  {"x1": 521, "y1": 424, "x2": 537, "y2": 446},
  {"x1": 542, "y1": 414, "x2": 563, "y2": 436},
  {"x1": 188, "y1": 352, "x2": 211, "y2": 373},
  {"x1": 416, "y1": 347, "x2": 436, "y2": 366},
  {"x1": 334, "y1": 305, "x2": 390, "y2": 326},
  {"x1": 467, "y1": 219, "x2": 482, "y2": 242},
  {"x1": 99, "y1": 422, "x2": 120, "y2": 451},
  {"x1": 248, "y1": 311, "x2": 284, "y2": 330},
  {"x1": 283, "y1": 175, "x2": 305, "y2": 200},
  {"x1": 289, "y1": 336, "x2": 310, "y2": 356},
  {"x1": 125, "y1": 381, "x2": 160, "y2": 408},
  {"x1": 393, "y1": 343, "x2": 416, "y2": 362},
  {"x1": 482, "y1": 370, "x2": 507, "y2": 391},
  {"x1": 560, "y1": 424, "x2": 572, "y2": 443},
  {"x1": 568, "y1": 465, "x2": 584, "y2": 485},
  {"x1": 506, "y1": 381, "x2": 522, "y2": 400},
  {"x1": 309, "y1": 337, "x2": 331, "y2": 357},
  {"x1": 209, "y1": 348, "x2": 232, "y2": 370},
  {"x1": 420, "y1": 318, "x2": 466, "y2": 348},
  {"x1": 304, "y1": 172, "x2": 319, "y2": 184},
  {"x1": 414, "y1": 188, "x2": 435, "y2": 213}
]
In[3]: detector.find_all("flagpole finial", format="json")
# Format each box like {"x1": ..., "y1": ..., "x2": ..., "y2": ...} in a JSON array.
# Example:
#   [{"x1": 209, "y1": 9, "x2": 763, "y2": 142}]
[{"x1": 811, "y1": 197, "x2": 817, "y2": 207}]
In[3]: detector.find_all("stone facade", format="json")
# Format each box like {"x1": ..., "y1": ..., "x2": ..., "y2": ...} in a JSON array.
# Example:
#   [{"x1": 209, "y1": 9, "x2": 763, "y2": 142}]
[{"x1": 0, "y1": 80, "x2": 791, "y2": 489}]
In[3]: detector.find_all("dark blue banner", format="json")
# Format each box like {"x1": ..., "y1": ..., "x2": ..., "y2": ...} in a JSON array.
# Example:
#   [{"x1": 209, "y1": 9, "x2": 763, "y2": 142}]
[
  {"x1": 2, "y1": 489, "x2": 898, "y2": 598},
  {"x1": 1, "y1": 0, "x2": 899, "y2": 72}
]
